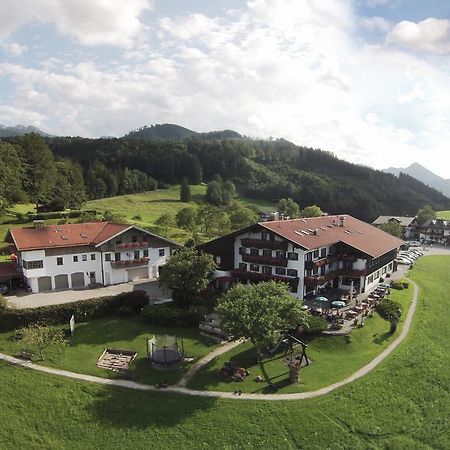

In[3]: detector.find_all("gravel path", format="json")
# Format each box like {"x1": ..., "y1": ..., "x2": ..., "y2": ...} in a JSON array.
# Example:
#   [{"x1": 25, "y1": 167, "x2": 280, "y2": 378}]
[{"x1": 0, "y1": 278, "x2": 419, "y2": 401}]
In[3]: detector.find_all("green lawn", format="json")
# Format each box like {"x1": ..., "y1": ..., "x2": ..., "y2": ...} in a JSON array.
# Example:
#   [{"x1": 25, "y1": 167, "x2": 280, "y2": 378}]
[
  {"x1": 0, "y1": 317, "x2": 217, "y2": 386},
  {"x1": 0, "y1": 256, "x2": 448, "y2": 449},
  {"x1": 188, "y1": 286, "x2": 412, "y2": 394},
  {"x1": 437, "y1": 210, "x2": 450, "y2": 219}
]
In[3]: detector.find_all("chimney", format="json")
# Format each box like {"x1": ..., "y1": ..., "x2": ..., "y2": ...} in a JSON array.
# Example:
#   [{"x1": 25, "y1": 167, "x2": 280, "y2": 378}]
[
  {"x1": 339, "y1": 216, "x2": 345, "y2": 227},
  {"x1": 34, "y1": 220, "x2": 45, "y2": 229}
]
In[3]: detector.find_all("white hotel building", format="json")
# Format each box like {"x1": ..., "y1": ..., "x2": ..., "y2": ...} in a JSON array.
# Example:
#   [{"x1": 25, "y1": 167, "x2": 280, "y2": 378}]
[
  {"x1": 8, "y1": 221, "x2": 180, "y2": 293},
  {"x1": 199, "y1": 214, "x2": 403, "y2": 299}
]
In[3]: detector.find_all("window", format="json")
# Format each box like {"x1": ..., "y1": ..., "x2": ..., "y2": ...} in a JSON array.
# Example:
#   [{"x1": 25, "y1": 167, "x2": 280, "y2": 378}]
[
  {"x1": 250, "y1": 248, "x2": 259, "y2": 256},
  {"x1": 320, "y1": 266, "x2": 325, "y2": 276},
  {"x1": 306, "y1": 252, "x2": 313, "y2": 262},
  {"x1": 134, "y1": 250, "x2": 140, "y2": 260},
  {"x1": 275, "y1": 267, "x2": 286, "y2": 276},
  {"x1": 238, "y1": 247, "x2": 244, "y2": 255},
  {"x1": 82, "y1": 254, "x2": 87, "y2": 262},
  {"x1": 91, "y1": 254, "x2": 96, "y2": 261},
  {"x1": 23, "y1": 260, "x2": 43, "y2": 270},
  {"x1": 115, "y1": 252, "x2": 121, "y2": 262},
  {"x1": 116, "y1": 240, "x2": 122, "y2": 245},
  {"x1": 238, "y1": 263, "x2": 247, "y2": 271},
  {"x1": 276, "y1": 251, "x2": 286, "y2": 259},
  {"x1": 216, "y1": 256, "x2": 221, "y2": 264},
  {"x1": 56, "y1": 257, "x2": 63, "y2": 266},
  {"x1": 287, "y1": 269, "x2": 298, "y2": 277},
  {"x1": 261, "y1": 231, "x2": 269, "y2": 241},
  {"x1": 262, "y1": 249, "x2": 272, "y2": 257},
  {"x1": 313, "y1": 249, "x2": 319, "y2": 259},
  {"x1": 262, "y1": 266, "x2": 272, "y2": 275},
  {"x1": 159, "y1": 249, "x2": 165, "y2": 257},
  {"x1": 132, "y1": 235, "x2": 138, "y2": 243},
  {"x1": 249, "y1": 264, "x2": 259, "y2": 272},
  {"x1": 288, "y1": 252, "x2": 298, "y2": 260},
  {"x1": 105, "y1": 254, "x2": 111, "y2": 262},
  {"x1": 73, "y1": 255, "x2": 78, "y2": 263},
  {"x1": 320, "y1": 248, "x2": 326, "y2": 258},
  {"x1": 143, "y1": 249, "x2": 149, "y2": 257}
]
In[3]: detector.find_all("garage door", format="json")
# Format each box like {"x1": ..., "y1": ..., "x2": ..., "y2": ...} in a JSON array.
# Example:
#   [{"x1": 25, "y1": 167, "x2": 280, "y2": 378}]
[
  {"x1": 127, "y1": 267, "x2": 148, "y2": 282},
  {"x1": 71, "y1": 272, "x2": 85, "y2": 288},
  {"x1": 37, "y1": 276, "x2": 52, "y2": 292},
  {"x1": 54, "y1": 274, "x2": 69, "y2": 290}
]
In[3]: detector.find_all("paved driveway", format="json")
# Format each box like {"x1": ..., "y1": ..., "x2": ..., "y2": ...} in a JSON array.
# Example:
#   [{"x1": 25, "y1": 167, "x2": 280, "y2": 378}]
[{"x1": 7, "y1": 279, "x2": 171, "y2": 309}]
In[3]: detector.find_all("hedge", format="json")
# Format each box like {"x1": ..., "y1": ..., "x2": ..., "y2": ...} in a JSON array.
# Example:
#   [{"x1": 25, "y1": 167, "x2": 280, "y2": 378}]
[
  {"x1": 304, "y1": 316, "x2": 328, "y2": 335},
  {"x1": 141, "y1": 304, "x2": 204, "y2": 327},
  {"x1": 0, "y1": 290, "x2": 149, "y2": 331}
]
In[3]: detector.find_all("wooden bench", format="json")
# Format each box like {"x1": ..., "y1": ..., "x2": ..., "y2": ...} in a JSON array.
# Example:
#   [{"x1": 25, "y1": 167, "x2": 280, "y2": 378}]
[{"x1": 20, "y1": 349, "x2": 34, "y2": 360}]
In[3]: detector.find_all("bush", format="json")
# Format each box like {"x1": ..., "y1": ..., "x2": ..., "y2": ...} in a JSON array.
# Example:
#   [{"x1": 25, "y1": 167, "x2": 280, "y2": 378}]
[
  {"x1": 402, "y1": 281, "x2": 409, "y2": 289},
  {"x1": 141, "y1": 304, "x2": 202, "y2": 327},
  {"x1": 0, "y1": 294, "x2": 7, "y2": 311},
  {"x1": 0, "y1": 290, "x2": 149, "y2": 331},
  {"x1": 391, "y1": 282, "x2": 404, "y2": 290},
  {"x1": 304, "y1": 315, "x2": 328, "y2": 335}
]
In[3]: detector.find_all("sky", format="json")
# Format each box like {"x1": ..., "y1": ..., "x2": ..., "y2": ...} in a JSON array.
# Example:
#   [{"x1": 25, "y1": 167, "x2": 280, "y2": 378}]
[{"x1": 0, "y1": 0, "x2": 449, "y2": 178}]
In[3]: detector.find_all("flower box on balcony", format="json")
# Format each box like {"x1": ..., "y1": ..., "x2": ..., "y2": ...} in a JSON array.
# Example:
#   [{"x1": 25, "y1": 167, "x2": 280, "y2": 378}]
[
  {"x1": 241, "y1": 254, "x2": 288, "y2": 267},
  {"x1": 240, "y1": 238, "x2": 288, "y2": 251}
]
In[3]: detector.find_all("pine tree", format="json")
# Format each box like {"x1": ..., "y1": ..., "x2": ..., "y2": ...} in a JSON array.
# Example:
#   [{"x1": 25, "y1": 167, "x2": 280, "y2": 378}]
[{"x1": 180, "y1": 177, "x2": 191, "y2": 202}]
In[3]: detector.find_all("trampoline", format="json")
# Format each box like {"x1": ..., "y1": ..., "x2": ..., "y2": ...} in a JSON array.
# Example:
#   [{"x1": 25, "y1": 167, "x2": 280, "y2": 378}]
[{"x1": 147, "y1": 335, "x2": 184, "y2": 368}]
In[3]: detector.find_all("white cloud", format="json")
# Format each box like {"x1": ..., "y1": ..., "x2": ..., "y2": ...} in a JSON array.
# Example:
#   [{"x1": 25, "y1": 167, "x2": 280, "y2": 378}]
[
  {"x1": 386, "y1": 18, "x2": 450, "y2": 54},
  {"x1": 0, "y1": 41, "x2": 27, "y2": 55},
  {"x1": 1, "y1": 0, "x2": 450, "y2": 177},
  {"x1": 0, "y1": 0, "x2": 152, "y2": 47},
  {"x1": 360, "y1": 16, "x2": 391, "y2": 32}
]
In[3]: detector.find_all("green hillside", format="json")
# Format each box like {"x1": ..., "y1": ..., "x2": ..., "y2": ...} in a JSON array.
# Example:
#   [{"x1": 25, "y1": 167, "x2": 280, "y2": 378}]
[{"x1": 437, "y1": 210, "x2": 450, "y2": 219}]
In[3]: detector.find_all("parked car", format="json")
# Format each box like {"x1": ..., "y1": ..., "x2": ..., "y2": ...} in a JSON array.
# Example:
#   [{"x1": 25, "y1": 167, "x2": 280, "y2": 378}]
[
  {"x1": 396, "y1": 257, "x2": 411, "y2": 265},
  {"x1": 409, "y1": 241, "x2": 421, "y2": 247}
]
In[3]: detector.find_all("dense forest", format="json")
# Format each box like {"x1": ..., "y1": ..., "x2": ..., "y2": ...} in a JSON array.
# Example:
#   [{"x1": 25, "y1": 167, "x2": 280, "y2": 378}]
[{"x1": 1, "y1": 129, "x2": 449, "y2": 221}]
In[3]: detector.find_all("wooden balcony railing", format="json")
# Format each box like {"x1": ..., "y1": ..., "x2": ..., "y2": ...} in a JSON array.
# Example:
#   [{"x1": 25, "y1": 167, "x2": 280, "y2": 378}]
[
  {"x1": 111, "y1": 257, "x2": 149, "y2": 268},
  {"x1": 241, "y1": 254, "x2": 288, "y2": 267},
  {"x1": 240, "y1": 238, "x2": 288, "y2": 251}
]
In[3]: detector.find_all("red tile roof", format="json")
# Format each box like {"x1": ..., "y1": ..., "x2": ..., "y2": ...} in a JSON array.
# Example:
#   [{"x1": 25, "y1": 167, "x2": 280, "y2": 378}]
[
  {"x1": 260, "y1": 214, "x2": 403, "y2": 258},
  {"x1": 9, "y1": 222, "x2": 130, "y2": 251}
]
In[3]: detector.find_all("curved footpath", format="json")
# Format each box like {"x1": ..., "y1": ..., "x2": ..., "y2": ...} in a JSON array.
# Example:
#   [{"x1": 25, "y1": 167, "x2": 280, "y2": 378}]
[{"x1": 0, "y1": 279, "x2": 419, "y2": 401}]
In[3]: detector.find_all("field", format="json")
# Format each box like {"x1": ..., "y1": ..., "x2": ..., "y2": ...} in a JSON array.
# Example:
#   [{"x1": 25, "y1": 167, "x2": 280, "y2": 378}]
[
  {"x1": 437, "y1": 210, "x2": 450, "y2": 219},
  {"x1": 188, "y1": 286, "x2": 412, "y2": 393},
  {"x1": 0, "y1": 319, "x2": 217, "y2": 386},
  {"x1": 0, "y1": 255, "x2": 448, "y2": 449}
]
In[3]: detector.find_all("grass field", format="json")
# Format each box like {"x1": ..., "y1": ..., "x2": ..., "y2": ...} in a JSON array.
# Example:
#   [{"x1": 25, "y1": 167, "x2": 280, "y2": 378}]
[
  {"x1": 188, "y1": 287, "x2": 412, "y2": 394},
  {"x1": 0, "y1": 318, "x2": 217, "y2": 386},
  {"x1": 0, "y1": 256, "x2": 448, "y2": 448},
  {"x1": 437, "y1": 210, "x2": 450, "y2": 219}
]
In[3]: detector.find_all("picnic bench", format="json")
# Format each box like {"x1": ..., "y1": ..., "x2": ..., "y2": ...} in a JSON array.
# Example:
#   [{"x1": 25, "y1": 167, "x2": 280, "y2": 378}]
[{"x1": 20, "y1": 349, "x2": 34, "y2": 360}]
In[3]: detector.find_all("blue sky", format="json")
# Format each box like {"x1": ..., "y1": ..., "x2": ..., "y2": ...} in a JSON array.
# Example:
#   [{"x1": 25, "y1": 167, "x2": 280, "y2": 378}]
[{"x1": 0, "y1": 0, "x2": 449, "y2": 177}]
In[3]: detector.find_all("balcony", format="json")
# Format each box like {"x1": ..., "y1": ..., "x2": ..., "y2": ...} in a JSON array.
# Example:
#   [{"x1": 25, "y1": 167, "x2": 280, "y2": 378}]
[
  {"x1": 242, "y1": 253, "x2": 288, "y2": 267},
  {"x1": 240, "y1": 238, "x2": 288, "y2": 251},
  {"x1": 231, "y1": 269, "x2": 299, "y2": 290},
  {"x1": 116, "y1": 241, "x2": 149, "y2": 249},
  {"x1": 111, "y1": 257, "x2": 149, "y2": 269},
  {"x1": 305, "y1": 268, "x2": 366, "y2": 287}
]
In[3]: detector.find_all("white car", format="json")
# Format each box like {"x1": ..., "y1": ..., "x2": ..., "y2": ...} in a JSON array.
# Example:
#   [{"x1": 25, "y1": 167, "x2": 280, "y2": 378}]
[
  {"x1": 396, "y1": 257, "x2": 411, "y2": 265},
  {"x1": 400, "y1": 252, "x2": 417, "y2": 260},
  {"x1": 409, "y1": 250, "x2": 423, "y2": 256},
  {"x1": 409, "y1": 241, "x2": 421, "y2": 247},
  {"x1": 399, "y1": 255, "x2": 415, "y2": 264}
]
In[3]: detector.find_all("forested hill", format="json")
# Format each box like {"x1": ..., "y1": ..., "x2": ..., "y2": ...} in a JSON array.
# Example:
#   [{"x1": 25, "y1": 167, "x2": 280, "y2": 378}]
[
  {"x1": 123, "y1": 123, "x2": 242, "y2": 140},
  {"x1": 1, "y1": 133, "x2": 449, "y2": 221}
]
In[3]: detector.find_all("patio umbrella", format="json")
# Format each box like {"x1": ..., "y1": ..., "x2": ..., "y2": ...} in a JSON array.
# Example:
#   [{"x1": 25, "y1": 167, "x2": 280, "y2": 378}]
[
  {"x1": 331, "y1": 300, "x2": 346, "y2": 308},
  {"x1": 314, "y1": 296, "x2": 328, "y2": 303}
]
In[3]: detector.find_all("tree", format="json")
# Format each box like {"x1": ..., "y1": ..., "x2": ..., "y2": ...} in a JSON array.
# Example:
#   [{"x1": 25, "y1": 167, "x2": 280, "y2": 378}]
[
  {"x1": 17, "y1": 133, "x2": 57, "y2": 208},
  {"x1": 277, "y1": 198, "x2": 300, "y2": 218},
  {"x1": 159, "y1": 247, "x2": 217, "y2": 308},
  {"x1": 175, "y1": 207, "x2": 198, "y2": 235},
  {"x1": 180, "y1": 177, "x2": 191, "y2": 202},
  {"x1": 301, "y1": 205, "x2": 323, "y2": 218},
  {"x1": 155, "y1": 213, "x2": 175, "y2": 235},
  {"x1": 229, "y1": 207, "x2": 257, "y2": 230},
  {"x1": 206, "y1": 180, "x2": 223, "y2": 206},
  {"x1": 376, "y1": 298, "x2": 402, "y2": 333},
  {"x1": 416, "y1": 205, "x2": 436, "y2": 226},
  {"x1": 379, "y1": 221, "x2": 402, "y2": 238},
  {"x1": 20, "y1": 324, "x2": 66, "y2": 360},
  {"x1": 217, "y1": 281, "x2": 309, "y2": 361},
  {"x1": 0, "y1": 141, "x2": 25, "y2": 211}
]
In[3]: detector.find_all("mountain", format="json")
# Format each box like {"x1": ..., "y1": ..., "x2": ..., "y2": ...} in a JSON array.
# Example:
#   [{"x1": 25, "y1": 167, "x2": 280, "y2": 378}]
[
  {"x1": 122, "y1": 123, "x2": 242, "y2": 140},
  {"x1": 384, "y1": 163, "x2": 450, "y2": 198},
  {"x1": 0, "y1": 124, "x2": 51, "y2": 137}
]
